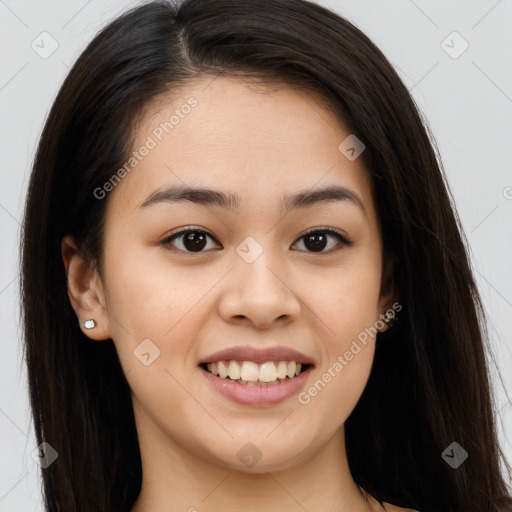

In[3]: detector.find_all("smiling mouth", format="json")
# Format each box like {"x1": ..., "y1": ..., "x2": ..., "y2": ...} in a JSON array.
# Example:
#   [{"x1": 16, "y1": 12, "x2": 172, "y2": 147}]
[{"x1": 199, "y1": 360, "x2": 312, "y2": 386}]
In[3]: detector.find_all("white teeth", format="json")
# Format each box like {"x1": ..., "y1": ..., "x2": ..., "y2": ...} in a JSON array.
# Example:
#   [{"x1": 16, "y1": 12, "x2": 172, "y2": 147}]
[
  {"x1": 240, "y1": 361, "x2": 260, "y2": 381},
  {"x1": 259, "y1": 362, "x2": 277, "y2": 382},
  {"x1": 276, "y1": 361, "x2": 288, "y2": 379},
  {"x1": 218, "y1": 361, "x2": 229, "y2": 379},
  {"x1": 205, "y1": 360, "x2": 306, "y2": 383},
  {"x1": 209, "y1": 361, "x2": 218, "y2": 375},
  {"x1": 228, "y1": 360, "x2": 241, "y2": 380}
]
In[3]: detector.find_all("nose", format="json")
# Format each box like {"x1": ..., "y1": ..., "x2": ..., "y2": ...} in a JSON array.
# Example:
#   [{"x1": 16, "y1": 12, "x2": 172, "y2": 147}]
[{"x1": 217, "y1": 244, "x2": 301, "y2": 329}]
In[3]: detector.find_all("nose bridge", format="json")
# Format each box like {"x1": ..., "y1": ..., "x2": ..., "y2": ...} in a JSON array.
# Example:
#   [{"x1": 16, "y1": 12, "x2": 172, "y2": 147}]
[
  {"x1": 235, "y1": 234, "x2": 286, "y2": 295},
  {"x1": 218, "y1": 234, "x2": 300, "y2": 327}
]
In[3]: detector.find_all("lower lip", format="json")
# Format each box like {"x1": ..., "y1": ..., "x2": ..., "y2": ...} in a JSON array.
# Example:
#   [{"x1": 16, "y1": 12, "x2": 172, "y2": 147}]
[{"x1": 199, "y1": 365, "x2": 313, "y2": 406}]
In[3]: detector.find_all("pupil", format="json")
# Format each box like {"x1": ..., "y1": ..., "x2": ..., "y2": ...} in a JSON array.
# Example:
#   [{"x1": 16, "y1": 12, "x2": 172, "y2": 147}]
[
  {"x1": 305, "y1": 233, "x2": 326, "y2": 252},
  {"x1": 184, "y1": 232, "x2": 207, "y2": 252}
]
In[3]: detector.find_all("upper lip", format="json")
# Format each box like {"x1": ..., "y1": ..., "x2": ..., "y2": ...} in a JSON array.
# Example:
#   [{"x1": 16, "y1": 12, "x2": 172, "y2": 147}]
[{"x1": 199, "y1": 345, "x2": 315, "y2": 366}]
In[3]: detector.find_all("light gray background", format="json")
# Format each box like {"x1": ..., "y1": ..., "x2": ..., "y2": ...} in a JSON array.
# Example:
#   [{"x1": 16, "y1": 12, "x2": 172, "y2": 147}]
[{"x1": 1, "y1": 0, "x2": 511, "y2": 509}]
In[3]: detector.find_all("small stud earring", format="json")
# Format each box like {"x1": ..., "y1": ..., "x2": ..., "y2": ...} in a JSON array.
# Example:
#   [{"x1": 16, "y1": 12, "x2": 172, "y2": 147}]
[
  {"x1": 377, "y1": 310, "x2": 399, "y2": 333},
  {"x1": 383, "y1": 310, "x2": 397, "y2": 326},
  {"x1": 83, "y1": 319, "x2": 96, "y2": 330}
]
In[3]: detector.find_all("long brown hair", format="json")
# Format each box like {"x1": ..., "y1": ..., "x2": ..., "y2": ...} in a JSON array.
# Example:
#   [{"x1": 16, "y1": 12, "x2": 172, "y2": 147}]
[{"x1": 20, "y1": 0, "x2": 512, "y2": 510}]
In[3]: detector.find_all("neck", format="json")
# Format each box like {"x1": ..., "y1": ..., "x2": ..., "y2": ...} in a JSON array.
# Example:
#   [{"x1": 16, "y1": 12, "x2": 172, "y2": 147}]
[{"x1": 130, "y1": 404, "x2": 376, "y2": 512}]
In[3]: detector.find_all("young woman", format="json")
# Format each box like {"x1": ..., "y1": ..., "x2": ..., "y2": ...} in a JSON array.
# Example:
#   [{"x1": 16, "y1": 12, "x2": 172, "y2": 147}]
[{"x1": 20, "y1": 0, "x2": 512, "y2": 511}]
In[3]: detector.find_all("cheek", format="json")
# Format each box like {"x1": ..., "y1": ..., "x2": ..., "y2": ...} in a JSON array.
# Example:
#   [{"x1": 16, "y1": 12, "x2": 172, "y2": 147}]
[
  {"x1": 101, "y1": 246, "x2": 206, "y2": 419},
  {"x1": 302, "y1": 255, "x2": 381, "y2": 415},
  {"x1": 301, "y1": 305, "x2": 376, "y2": 429},
  {"x1": 311, "y1": 252, "x2": 382, "y2": 341},
  {"x1": 102, "y1": 236, "x2": 200, "y2": 326},
  {"x1": 100, "y1": 239, "x2": 206, "y2": 372}
]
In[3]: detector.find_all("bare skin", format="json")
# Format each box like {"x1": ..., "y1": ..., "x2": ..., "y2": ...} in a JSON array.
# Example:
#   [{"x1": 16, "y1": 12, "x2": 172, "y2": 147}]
[{"x1": 62, "y1": 76, "x2": 412, "y2": 512}]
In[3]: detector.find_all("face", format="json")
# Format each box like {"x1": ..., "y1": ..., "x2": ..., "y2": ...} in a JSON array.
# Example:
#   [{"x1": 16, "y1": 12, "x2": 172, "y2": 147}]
[{"x1": 66, "y1": 76, "x2": 394, "y2": 473}]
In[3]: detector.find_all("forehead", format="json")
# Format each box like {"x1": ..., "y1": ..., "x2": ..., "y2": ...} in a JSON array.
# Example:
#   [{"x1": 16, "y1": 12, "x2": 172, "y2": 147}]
[{"x1": 108, "y1": 76, "x2": 374, "y2": 219}]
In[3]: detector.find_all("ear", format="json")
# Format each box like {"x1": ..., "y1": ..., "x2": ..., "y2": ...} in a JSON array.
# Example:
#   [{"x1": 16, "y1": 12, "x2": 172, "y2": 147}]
[
  {"x1": 377, "y1": 251, "x2": 400, "y2": 333},
  {"x1": 61, "y1": 235, "x2": 111, "y2": 341}
]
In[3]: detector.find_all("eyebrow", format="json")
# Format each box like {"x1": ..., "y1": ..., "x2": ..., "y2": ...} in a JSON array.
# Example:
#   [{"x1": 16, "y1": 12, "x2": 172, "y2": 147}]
[{"x1": 138, "y1": 184, "x2": 366, "y2": 216}]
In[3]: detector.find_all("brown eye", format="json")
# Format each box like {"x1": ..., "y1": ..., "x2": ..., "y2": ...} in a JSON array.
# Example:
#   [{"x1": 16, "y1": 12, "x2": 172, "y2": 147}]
[
  {"x1": 292, "y1": 228, "x2": 353, "y2": 254},
  {"x1": 162, "y1": 229, "x2": 219, "y2": 253}
]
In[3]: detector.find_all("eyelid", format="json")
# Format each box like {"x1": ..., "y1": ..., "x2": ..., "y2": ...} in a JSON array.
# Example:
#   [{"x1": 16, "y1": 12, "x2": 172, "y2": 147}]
[
  {"x1": 299, "y1": 226, "x2": 353, "y2": 245},
  {"x1": 160, "y1": 225, "x2": 217, "y2": 244}
]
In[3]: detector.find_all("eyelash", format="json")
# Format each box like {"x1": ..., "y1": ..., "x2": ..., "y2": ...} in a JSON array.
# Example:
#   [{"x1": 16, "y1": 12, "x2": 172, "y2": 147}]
[{"x1": 160, "y1": 226, "x2": 354, "y2": 255}]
